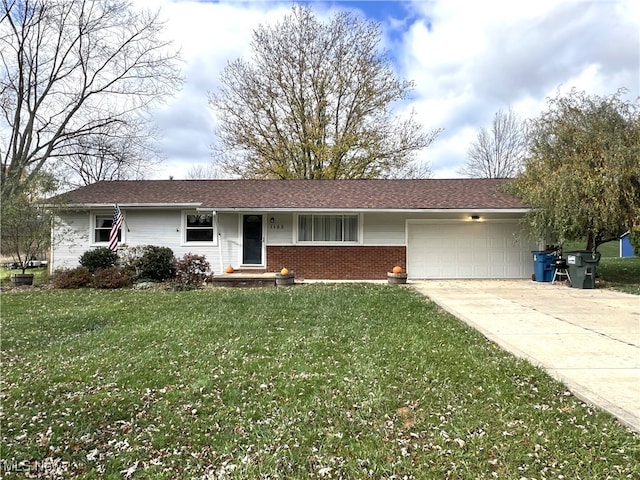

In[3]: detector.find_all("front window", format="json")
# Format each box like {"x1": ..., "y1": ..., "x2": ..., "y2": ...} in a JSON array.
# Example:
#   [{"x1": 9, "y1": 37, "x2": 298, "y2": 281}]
[
  {"x1": 94, "y1": 214, "x2": 120, "y2": 243},
  {"x1": 185, "y1": 213, "x2": 215, "y2": 242},
  {"x1": 298, "y1": 214, "x2": 358, "y2": 242}
]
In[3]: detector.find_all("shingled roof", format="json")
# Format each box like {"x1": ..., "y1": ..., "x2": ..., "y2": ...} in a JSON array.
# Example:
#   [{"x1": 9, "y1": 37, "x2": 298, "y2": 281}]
[{"x1": 59, "y1": 178, "x2": 528, "y2": 210}]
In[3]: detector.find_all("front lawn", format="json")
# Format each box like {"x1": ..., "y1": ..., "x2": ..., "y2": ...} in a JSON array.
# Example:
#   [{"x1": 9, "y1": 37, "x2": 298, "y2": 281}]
[
  {"x1": 0, "y1": 267, "x2": 49, "y2": 287},
  {"x1": 1, "y1": 285, "x2": 638, "y2": 479},
  {"x1": 597, "y1": 257, "x2": 640, "y2": 295}
]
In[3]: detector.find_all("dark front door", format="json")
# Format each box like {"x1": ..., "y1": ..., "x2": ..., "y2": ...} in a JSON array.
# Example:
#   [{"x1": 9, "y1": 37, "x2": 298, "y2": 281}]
[{"x1": 242, "y1": 215, "x2": 263, "y2": 265}]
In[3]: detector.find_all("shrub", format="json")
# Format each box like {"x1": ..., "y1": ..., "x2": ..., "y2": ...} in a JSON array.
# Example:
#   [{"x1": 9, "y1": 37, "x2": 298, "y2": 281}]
[
  {"x1": 79, "y1": 247, "x2": 117, "y2": 273},
  {"x1": 137, "y1": 246, "x2": 175, "y2": 281},
  {"x1": 91, "y1": 267, "x2": 132, "y2": 289},
  {"x1": 116, "y1": 245, "x2": 145, "y2": 275},
  {"x1": 53, "y1": 267, "x2": 92, "y2": 289},
  {"x1": 174, "y1": 253, "x2": 211, "y2": 289}
]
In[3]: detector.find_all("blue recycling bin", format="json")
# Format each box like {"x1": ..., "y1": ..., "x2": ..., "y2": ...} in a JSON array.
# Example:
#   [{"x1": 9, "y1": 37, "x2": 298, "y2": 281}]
[{"x1": 532, "y1": 251, "x2": 556, "y2": 282}]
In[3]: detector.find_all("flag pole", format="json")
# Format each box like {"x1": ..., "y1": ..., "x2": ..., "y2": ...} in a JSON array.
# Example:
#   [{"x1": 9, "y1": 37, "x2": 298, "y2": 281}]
[{"x1": 109, "y1": 203, "x2": 124, "y2": 252}]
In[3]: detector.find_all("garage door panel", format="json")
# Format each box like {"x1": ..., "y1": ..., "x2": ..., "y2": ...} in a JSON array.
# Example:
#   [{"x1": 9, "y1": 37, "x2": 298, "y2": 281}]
[
  {"x1": 488, "y1": 250, "x2": 506, "y2": 263},
  {"x1": 407, "y1": 222, "x2": 534, "y2": 279},
  {"x1": 456, "y1": 265, "x2": 472, "y2": 278},
  {"x1": 473, "y1": 262, "x2": 490, "y2": 277},
  {"x1": 473, "y1": 236, "x2": 488, "y2": 248}
]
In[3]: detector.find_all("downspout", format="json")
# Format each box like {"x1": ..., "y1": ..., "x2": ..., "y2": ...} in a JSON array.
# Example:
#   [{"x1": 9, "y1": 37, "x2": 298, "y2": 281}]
[
  {"x1": 49, "y1": 214, "x2": 55, "y2": 276},
  {"x1": 216, "y1": 213, "x2": 223, "y2": 274}
]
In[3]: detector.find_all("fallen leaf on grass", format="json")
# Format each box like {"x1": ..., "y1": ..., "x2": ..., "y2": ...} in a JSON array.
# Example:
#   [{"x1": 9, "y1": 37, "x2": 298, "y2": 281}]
[
  {"x1": 120, "y1": 460, "x2": 139, "y2": 479},
  {"x1": 396, "y1": 407, "x2": 415, "y2": 430}
]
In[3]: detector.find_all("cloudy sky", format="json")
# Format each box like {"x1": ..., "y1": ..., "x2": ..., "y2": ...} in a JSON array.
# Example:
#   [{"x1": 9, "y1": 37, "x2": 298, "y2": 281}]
[{"x1": 138, "y1": 0, "x2": 640, "y2": 179}]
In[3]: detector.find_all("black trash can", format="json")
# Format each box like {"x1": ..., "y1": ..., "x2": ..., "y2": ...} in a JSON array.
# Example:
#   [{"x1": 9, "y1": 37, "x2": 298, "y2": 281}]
[{"x1": 565, "y1": 251, "x2": 601, "y2": 289}]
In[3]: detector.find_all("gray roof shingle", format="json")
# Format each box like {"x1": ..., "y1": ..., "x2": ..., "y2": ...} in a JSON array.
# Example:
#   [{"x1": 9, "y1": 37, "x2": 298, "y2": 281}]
[{"x1": 58, "y1": 178, "x2": 527, "y2": 210}]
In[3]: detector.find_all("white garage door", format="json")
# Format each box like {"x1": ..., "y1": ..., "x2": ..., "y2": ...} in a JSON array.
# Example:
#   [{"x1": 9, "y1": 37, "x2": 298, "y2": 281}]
[{"x1": 407, "y1": 221, "x2": 534, "y2": 279}]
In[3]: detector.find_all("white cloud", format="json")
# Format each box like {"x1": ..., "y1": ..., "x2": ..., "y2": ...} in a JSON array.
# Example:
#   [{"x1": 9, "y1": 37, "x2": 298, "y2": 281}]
[
  {"x1": 137, "y1": 0, "x2": 292, "y2": 178},
  {"x1": 135, "y1": 0, "x2": 640, "y2": 179},
  {"x1": 402, "y1": 0, "x2": 640, "y2": 176}
]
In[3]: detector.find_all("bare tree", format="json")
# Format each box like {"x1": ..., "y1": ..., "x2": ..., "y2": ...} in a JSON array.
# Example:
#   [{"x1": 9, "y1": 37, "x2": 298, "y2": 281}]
[
  {"x1": 387, "y1": 160, "x2": 432, "y2": 179},
  {"x1": 209, "y1": 5, "x2": 440, "y2": 180},
  {"x1": 0, "y1": 0, "x2": 182, "y2": 200},
  {"x1": 186, "y1": 163, "x2": 229, "y2": 180},
  {"x1": 56, "y1": 118, "x2": 163, "y2": 188},
  {"x1": 459, "y1": 108, "x2": 526, "y2": 178}
]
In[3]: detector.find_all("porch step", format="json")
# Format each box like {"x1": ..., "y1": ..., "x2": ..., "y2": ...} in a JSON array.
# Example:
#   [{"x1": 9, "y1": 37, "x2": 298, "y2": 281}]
[{"x1": 211, "y1": 273, "x2": 277, "y2": 288}]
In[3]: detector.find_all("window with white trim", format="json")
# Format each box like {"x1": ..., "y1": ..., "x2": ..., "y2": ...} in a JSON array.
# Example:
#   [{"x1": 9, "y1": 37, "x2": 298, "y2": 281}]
[
  {"x1": 184, "y1": 212, "x2": 215, "y2": 243},
  {"x1": 297, "y1": 214, "x2": 358, "y2": 242},
  {"x1": 94, "y1": 214, "x2": 120, "y2": 243}
]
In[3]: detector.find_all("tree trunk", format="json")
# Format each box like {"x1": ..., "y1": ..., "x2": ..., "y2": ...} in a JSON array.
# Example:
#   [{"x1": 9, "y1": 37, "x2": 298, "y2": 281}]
[{"x1": 586, "y1": 232, "x2": 595, "y2": 252}]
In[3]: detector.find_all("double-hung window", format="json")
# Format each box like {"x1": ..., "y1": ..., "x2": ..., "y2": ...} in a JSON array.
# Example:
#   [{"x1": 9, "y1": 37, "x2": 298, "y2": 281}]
[
  {"x1": 185, "y1": 212, "x2": 215, "y2": 243},
  {"x1": 94, "y1": 214, "x2": 120, "y2": 243},
  {"x1": 297, "y1": 214, "x2": 358, "y2": 242}
]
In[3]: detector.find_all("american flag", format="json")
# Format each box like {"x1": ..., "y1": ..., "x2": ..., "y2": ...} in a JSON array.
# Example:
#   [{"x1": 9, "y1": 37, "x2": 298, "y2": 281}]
[{"x1": 109, "y1": 204, "x2": 124, "y2": 252}]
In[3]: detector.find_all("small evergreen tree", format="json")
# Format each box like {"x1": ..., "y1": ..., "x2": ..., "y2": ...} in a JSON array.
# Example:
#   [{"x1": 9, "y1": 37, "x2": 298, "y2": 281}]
[
  {"x1": 137, "y1": 246, "x2": 175, "y2": 281},
  {"x1": 79, "y1": 247, "x2": 118, "y2": 273}
]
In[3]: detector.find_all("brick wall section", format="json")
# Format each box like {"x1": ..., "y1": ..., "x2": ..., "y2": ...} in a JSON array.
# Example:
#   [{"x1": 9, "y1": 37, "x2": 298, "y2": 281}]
[{"x1": 267, "y1": 246, "x2": 406, "y2": 280}]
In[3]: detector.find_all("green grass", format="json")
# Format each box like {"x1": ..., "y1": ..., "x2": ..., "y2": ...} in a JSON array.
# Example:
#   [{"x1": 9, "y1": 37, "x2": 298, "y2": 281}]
[
  {"x1": 562, "y1": 240, "x2": 619, "y2": 258},
  {"x1": 597, "y1": 257, "x2": 640, "y2": 295},
  {"x1": 1, "y1": 285, "x2": 638, "y2": 479},
  {"x1": 561, "y1": 240, "x2": 639, "y2": 294},
  {"x1": 0, "y1": 267, "x2": 49, "y2": 287}
]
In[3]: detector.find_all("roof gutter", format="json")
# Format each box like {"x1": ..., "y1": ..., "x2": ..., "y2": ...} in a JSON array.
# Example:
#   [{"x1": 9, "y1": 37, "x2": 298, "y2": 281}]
[
  {"x1": 207, "y1": 207, "x2": 531, "y2": 214},
  {"x1": 51, "y1": 205, "x2": 529, "y2": 213},
  {"x1": 57, "y1": 203, "x2": 203, "y2": 209}
]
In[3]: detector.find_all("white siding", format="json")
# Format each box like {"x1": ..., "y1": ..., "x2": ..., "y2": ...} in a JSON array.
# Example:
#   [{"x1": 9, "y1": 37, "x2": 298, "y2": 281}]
[
  {"x1": 362, "y1": 213, "x2": 405, "y2": 245},
  {"x1": 51, "y1": 210, "x2": 240, "y2": 275},
  {"x1": 51, "y1": 211, "x2": 92, "y2": 271},
  {"x1": 217, "y1": 213, "x2": 241, "y2": 271},
  {"x1": 124, "y1": 210, "x2": 182, "y2": 246},
  {"x1": 266, "y1": 213, "x2": 293, "y2": 244}
]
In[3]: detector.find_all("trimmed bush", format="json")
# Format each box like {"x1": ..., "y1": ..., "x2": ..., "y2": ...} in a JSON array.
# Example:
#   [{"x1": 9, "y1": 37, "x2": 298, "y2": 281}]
[
  {"x1": 79, "y1": 247, "x2": 117, "y2": 273},
  {"x1": 53, "y1": 267, "x2": 92, "y2": 289},
  {"x1": 91, "y1": 267, "x2": 132, "y2": 289},
  {"x1": 174, "y1": 253, "x2": 211, "y2": 290},
  {"x1": 137, "y1": 246, "x2": 175, "y2": 281}
]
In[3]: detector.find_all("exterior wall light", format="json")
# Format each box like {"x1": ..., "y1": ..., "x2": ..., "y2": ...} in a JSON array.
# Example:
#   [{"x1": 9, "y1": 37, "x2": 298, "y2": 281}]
[{"x1": 470, "y1": 215, "x2": 480, "y2": 221}]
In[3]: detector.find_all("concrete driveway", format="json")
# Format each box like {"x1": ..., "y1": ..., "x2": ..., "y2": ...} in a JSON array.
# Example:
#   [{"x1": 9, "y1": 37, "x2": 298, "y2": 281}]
[{"x1": 411, "y1": 280, "x2": 640, "y2": 432}]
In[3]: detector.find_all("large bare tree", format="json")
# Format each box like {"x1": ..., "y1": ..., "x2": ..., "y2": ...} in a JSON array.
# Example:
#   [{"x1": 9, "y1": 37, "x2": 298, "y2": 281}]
[
  {"x1": 209, "y1": 5, "x2": 439, "y2": 179},
  {"x1": 0, "y1": 0, "x2": 182, "y2": 200},
  {"x1": 459, "y1": 107, "x2": 526, "y2": 178},
  {"x1": 56, "y1": 118, "x2": 163, "y2": 188}
]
